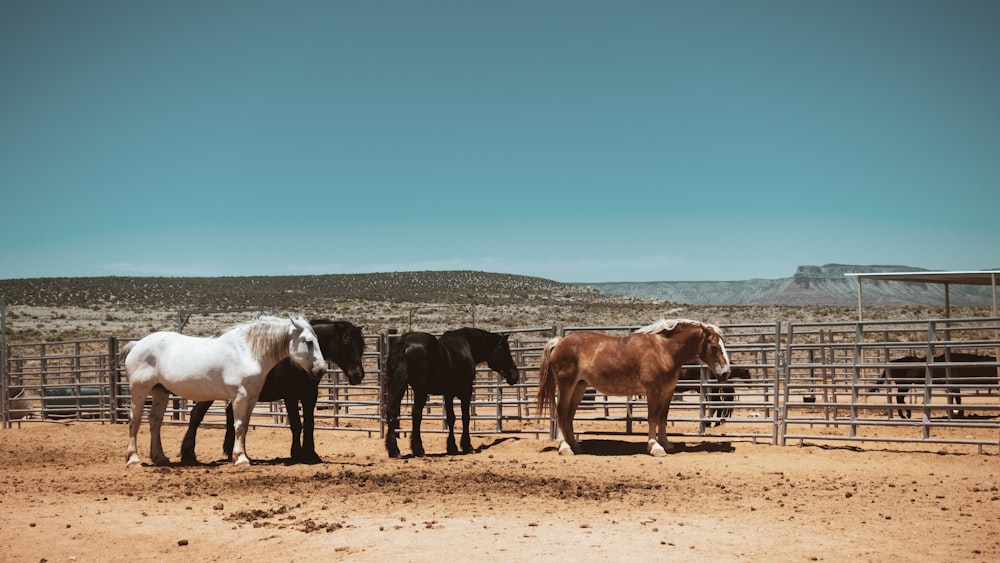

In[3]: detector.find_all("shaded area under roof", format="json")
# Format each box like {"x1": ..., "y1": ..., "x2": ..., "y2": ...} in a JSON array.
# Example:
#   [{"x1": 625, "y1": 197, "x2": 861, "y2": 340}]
[{"x1": 845, "y1": 270, "x2": 999, "y2": 320}]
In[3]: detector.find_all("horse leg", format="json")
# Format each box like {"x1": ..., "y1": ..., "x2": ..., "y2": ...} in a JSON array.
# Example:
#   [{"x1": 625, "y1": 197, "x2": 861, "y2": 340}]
[
  {"x1": 444, "y1": 395, "x2": 459, "y2": 455},
  {"x1": 284, "y1": 398, "x2": 306, "y2": 463},
  {"x1": 707, "y1": 388, "x2": 724, "y2": 427},
  {"x1": 646, "y1": 392, "x2": 671, "y2": 457},
  {"x1": 223, "y1": 402, "x2": 235, "y2": 461},
  {"x1": 948, "y1": 389, "x2": 964, "y2": 418},
  {"x1": 715, "y1": 386, "x2": 735, "y2": 425},
  {"x1": 410, "y1": 391, "x2": 427, "y2": 457},
  {"x1": 180, "y1": 401, "x2": 213, "y2": 465},
  {"x1": 459, "y1": 394, "x2": 473, "y2": 453},
  {"x1": 896, "y1": 389, "x2": 910, "y2": 419},
  {"x1": 230, "y1": 392, "x2": 257, "y2": 466},
  {"x1": 299, "y1": 393, "x2": 321, "y2": 464},
  {"x1": 284, "y1": 398, "x2": 302, "y2": 460},
  {"x1": 384, "y1": 386, "x2": 404, "y2": 458},
  {"x1": 148, "y1": 385, "x2": 171, "y2": 466},
  {"x1": 555, "y1": 380, "x2": 588, "y2": 455},
  {"x1": 125, "y1": 390, "x2": 148, "y2": 467}
]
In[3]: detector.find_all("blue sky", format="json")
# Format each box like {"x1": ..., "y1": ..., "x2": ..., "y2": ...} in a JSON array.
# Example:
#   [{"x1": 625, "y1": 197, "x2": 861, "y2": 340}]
[{"x1": 2, "y1": 1, "x2": 998, "y2": 283}]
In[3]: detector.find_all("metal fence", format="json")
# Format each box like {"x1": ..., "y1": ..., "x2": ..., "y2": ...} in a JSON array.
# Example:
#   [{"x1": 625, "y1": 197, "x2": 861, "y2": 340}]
[
  {"x1": 781, "y1": 317, "x2": 1000, "y2": 454},
  {"x1": 3, "y1": 317, "x2": 999, "y2": 454}
]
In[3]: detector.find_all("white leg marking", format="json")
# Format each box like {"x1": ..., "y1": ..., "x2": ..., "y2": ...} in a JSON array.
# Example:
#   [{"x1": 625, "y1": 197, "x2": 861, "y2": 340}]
[
  {"x1": 558, "y1": 441, "x2": 575, "y2": 456},
  {"x1": 648, "y1": 439, "x2": 667, "y2": 457}
]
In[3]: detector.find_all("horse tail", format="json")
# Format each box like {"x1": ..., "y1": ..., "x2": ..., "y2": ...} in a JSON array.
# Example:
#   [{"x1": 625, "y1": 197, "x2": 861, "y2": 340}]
[
  {"x1": 535, "y1": 336, "x2": 561, "y2": 416},
  {"x1": 118, "y1": 340, "x2": 136, "y2": 365},
  {"x1": 382, "y1": 338, "x2": 410, "y2": 424}
]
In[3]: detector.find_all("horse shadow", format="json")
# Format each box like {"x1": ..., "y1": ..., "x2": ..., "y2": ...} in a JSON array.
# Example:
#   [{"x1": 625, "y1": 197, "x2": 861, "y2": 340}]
[
  {"x1": 391, "y1": 436, "x2": 518, "y2": 459},
  {"x1": 541, "y1": 438, "x2": 735, "y2": 456},
  {"x1": 146, "y1": 456, "x2": 376, "y2": 469}
]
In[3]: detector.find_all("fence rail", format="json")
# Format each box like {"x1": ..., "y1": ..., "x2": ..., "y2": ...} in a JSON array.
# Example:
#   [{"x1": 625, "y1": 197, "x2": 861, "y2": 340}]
[{"x1": 3, "y1": 318, "x2": 999, "y2": 454}]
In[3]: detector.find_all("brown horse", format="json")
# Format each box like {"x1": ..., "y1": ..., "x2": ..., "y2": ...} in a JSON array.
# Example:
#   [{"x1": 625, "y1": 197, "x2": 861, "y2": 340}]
[{"x1": 536, "y1": 319, "x2": 732, "y2": 456}]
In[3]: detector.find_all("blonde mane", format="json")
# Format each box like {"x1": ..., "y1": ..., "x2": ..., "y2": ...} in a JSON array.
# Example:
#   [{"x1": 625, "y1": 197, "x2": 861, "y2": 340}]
[
  {"x1": 635, "y1": 318, "x2": 722, "y2": 336},
  {"x1": 232, "y1": 316, "x2": 295, "y2": 365}
]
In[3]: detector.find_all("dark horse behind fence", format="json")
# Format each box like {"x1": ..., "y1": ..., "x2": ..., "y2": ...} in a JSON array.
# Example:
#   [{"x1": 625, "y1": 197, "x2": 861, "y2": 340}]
[
  {"x1": 677, "y1": 366, "x2": 750, "y2": 426},
  {"x1": 180, "y1": 319, "x2": 366, "y2": 464},
  {"x1": 872, "y1": 353, "x2": 998, "y2": 419},
  {"x1": 536, "y1": 318, "x2": 731, "y2": 457},
  {"x1": 383, "y1": 328, "x2": 520, "y2": 458}
]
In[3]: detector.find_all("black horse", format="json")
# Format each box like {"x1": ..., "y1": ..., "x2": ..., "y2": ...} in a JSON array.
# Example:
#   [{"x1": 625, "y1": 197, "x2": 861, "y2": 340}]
[
  {"x1": 383, "y1": 328, "x2": 520, "y2": 458},
  {"x1": 180, "y1": 319, "x2": 366, "y2": 464},
  {"x1": 677, "y1": 366, "x2": 751, "y2": 425},
  {"x1": 872, "y1": 353, "x2": 997, "y2": 419}
]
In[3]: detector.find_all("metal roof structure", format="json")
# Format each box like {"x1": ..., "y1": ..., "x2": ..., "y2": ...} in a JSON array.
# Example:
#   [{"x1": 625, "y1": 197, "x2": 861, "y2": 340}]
[{"x1": 844, "y1": 270, "x2": 999, "y2": 320}]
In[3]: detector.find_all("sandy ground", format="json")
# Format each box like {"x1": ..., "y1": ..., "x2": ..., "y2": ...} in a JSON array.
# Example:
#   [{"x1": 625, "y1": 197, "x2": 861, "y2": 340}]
[{"x1": 1, "y1": 422, "x2": 999, "y2": 562}]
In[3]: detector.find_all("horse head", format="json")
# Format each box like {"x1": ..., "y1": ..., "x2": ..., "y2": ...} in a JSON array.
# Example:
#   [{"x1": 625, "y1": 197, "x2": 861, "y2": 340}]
[
  {"x1": 699, "y1": 324, "x2": 731, "y2": 381},
  {"x1": 487, "y1": 333, "x2": 520, "y2": 385},
  {"x1": 288, "y1": 316, "x2": 327, "y2": 380},
  {"x1": 334, "y1": 322, "x2": 366, "y2": 385}
]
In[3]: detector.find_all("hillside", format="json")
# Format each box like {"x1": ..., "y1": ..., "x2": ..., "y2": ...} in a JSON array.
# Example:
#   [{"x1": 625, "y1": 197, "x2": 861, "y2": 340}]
[
  {"x1": 0, "y1": 271, "x2": 617, "y2": 310},
  {"x1": 584, "y1": 264, "x2": 997, "y2": 306},
  {"x1": 0, "y1": 271, "x2": 670, "y2": 342},
  {"x1": 1, "y1": 269, "x2": 991, "y2": 343}
]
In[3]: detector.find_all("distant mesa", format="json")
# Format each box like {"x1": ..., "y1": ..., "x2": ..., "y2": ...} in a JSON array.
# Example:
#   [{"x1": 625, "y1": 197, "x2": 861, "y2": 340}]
[{"x1": 581, "y1": 264, "x2": 996, "y2": 306}]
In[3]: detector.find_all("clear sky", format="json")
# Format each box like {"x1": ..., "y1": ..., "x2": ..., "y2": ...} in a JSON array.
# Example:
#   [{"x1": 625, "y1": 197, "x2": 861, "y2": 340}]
[{"x1": 2, "y1": 1, "x2": 998, "y2": 283}]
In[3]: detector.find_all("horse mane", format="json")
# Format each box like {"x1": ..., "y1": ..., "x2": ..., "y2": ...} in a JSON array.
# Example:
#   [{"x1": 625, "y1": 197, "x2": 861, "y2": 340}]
[
  {"x1": 234, "y1": 316, "x2": 295, "y2": 365},
  {"x1": 635, "y1": 318, "x2": 722, "y2": 336}
]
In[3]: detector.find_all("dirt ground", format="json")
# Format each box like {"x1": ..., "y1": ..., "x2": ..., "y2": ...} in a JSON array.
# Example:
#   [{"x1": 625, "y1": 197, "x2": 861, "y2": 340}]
[{"x1": 1, "y1": 422, "x2": 998, "y2": 563}]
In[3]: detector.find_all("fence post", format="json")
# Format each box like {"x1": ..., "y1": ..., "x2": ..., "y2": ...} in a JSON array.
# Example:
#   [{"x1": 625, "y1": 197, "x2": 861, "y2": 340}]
[
  {"x1": 108, "y1": 337, "x2": 119, "y2": 424},
  {"x1": 1, "y1": 295, "x2": 7, "y2": 429},
  {"x1": 380, "y1": 331, "x2": 395, "y2": 440}
]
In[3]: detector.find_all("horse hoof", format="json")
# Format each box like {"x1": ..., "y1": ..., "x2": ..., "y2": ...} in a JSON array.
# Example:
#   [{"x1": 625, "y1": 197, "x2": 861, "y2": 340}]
[
  {"x1": 558, "y1": 441, "x2": 575, "y2": 456},
  {"x1": 126, "y1": 455, "x2": 142, "y2": 468},
  {"x1": 234, "y1": 455, "x2": 251, "y2": 467},
  {"x1": 648, "y1": 440, "x2": 667, "y2": 457}
]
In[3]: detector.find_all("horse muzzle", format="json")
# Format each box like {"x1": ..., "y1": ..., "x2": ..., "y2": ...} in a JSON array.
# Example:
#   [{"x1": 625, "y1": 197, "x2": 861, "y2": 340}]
[
  {"x1": 345, "y1": 367, "x2": 365, "y2": 385},
  {"x1": 714, "y1": 364, "x2": 731, "y2": 381},
  {"x1": 504, "y1": 368, "x2": 520, "y2": 386}
]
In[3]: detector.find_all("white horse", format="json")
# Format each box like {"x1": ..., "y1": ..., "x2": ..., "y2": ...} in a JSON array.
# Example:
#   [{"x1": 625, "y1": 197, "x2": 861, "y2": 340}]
[{"x1": 122, "y1": 316, "x2": 326, "y2": 467}]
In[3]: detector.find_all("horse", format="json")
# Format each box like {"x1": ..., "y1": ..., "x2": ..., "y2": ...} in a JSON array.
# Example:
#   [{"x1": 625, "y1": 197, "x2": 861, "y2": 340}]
[
  {"x1": 7, "y1": 386, "x2": 36, "y2": 421},
  {"x1": 383, "y1": 328, "x2": 520, "y2": 458},
  {"x1": 677, "y1": 366, "x2": 750, "y2": 425},
  {"x1": 872, "y1": 353, "x2": 998, "y2": 419},
  {"x1": 121, "y1": 315, "x2": 326, "y2": 467},
  {"x1": 179, "y1": 319, "x2": 366, "y2": 465},
  {"x1": 536, "y1": 318, "x2": 731, "y2": 456}
]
